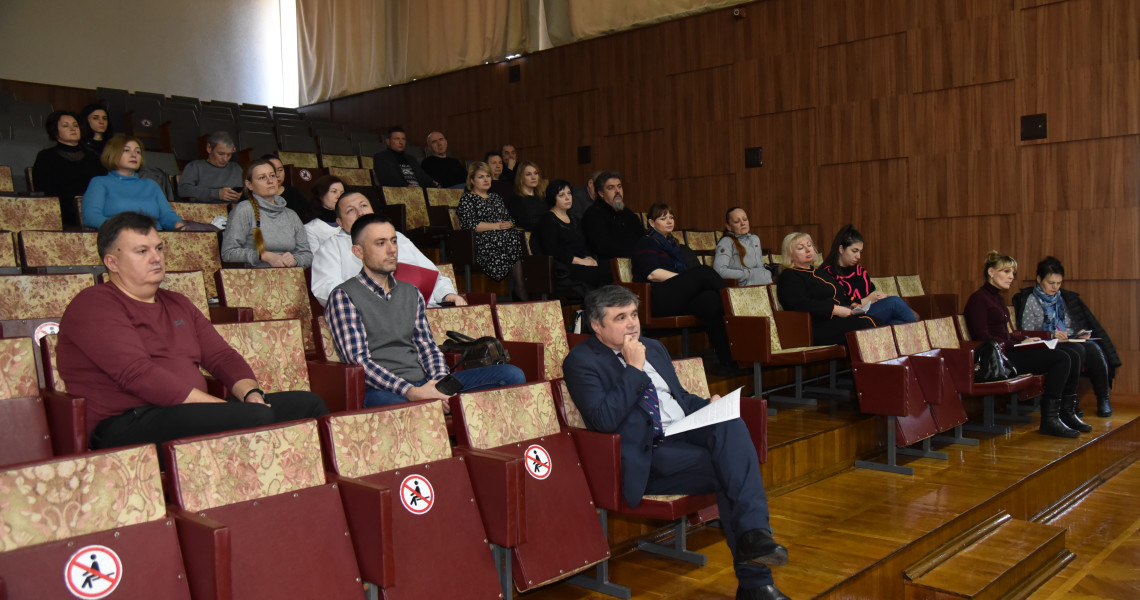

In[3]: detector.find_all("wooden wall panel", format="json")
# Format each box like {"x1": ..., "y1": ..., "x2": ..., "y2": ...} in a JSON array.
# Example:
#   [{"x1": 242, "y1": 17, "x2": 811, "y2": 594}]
[
  {"x1": 1016, "y1": 60, "x2": 1140, "y2": 143},
  {"x1": 814, "y1": 0, "x2": 915, "y2": 46},
  {"x1": 666, "y1": 65, "x2": 739, "y2": 125},
  {"x1": 660, "y1": 11, "x2": 738, "y2": 76},
  {"x1": 670, "y1": 175, "x2": 738, "y2": 231},
  {"x1": 1017, "y1": 0, "x2": 1140, "y2": 75},
  {"x1": 1019, "y1": 135, "x2": 1140, "y2": 212},
  {"x1": 736, "y1": 109, "x2": 817, "y2": 226},
  {"x1": 536, "y1": 90, "x2": 597, "y2": 148},
  {"x1": 0, "y1": 79, "x2": 95, "y2": 114},
  {"x1": 443, "y1": 109, "x2": 499, "y2": 160},
  {"x1": 735, "y1": 52, "x2": 817, "y2": 117},
  {"x1": 910, "y1": 13, "x2": 1015, "y2": 92},
  {"x1": 911, "y1": 148, "x2": 1020, "y2": 218},
  {"x1": 816, "y1": 95, "x2": 910, "y2": 165},
  {"x1": 733, "y1": 0, "x2": 817, "y2": 58},
  {"x1": 671, "y1": 119, "x2": 737, "y2": 179},
  {"x1": 817, "y1": 33, "x2": 909, "y2": 105},
  {"x1": 590, "y1": 27, "x2": 665, "y2": 83},
  {"x1": 599, "y1": 77, "x2": 666, "y2": 136},
  {"x1": 816, "y1": 159, "x2": 915, "y2": 275},
  {"x1": 917, "y1": 214, "x2": 1020, "y2": 290},
  {"x1": 912, "y1": 81, "x2": 1015, "y2": 155},
  {"x1": 914, "y1": 0, "x2": 1013, "y2": 27},
  {"x1": 1021, "y1": 208, "x2": 1140, "y2": 281},
  {"x1": 593, "y1": 130, "x2": 670, "y2": 213}
]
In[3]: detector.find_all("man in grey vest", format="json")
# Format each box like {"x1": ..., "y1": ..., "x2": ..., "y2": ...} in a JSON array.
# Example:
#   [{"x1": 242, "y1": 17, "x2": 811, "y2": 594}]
[{"x1": 324, "y1": 212, "x2": 525, "y2": 408}]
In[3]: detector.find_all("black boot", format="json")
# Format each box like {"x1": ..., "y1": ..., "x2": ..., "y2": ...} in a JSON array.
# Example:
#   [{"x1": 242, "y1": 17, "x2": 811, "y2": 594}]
[
  {"x1": 1074, "y1": 403, "x2": 1084, "y2": 417},
  {"x1": 1060, "y1": 395, "x2": 1092, "y2": 433},
  {"x1": 1039, "y1": 397, "x2": 1079, "y2": 438},
  {"x1": 510, "y1": 262, "x2": 530, "y2": 302},
  {"x1": 1097, "y1": 395, "x2": 1113, "y2": 417}
]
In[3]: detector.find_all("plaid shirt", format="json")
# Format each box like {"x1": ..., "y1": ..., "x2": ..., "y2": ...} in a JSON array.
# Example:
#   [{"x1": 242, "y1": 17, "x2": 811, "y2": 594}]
[{"x1": 325, "y1": 270, "x2": 448, "y2": 396}]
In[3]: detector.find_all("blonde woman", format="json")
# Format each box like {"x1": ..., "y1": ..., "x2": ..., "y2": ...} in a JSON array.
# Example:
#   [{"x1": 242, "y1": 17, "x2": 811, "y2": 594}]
[
  {"x1": 506, "y1": 160, "x2": 548, "y2": 231},
  {"x1": 457, "y1": 161, "x2": 526, "y2": 297},
  {"x1": 220, "y1": 159, "x2": 311, "y2": 268},
  {"x1": 775, "y1": 232, "x2": 877, "y2": 346}
]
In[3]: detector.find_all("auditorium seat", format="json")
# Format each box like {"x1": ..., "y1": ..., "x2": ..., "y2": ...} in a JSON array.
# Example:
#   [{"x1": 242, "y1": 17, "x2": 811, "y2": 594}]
[
  {"x1": 216, "y1": 267, "x2": 318, "y2": 355},
  {"x1": 381, "y1": 186, "x2": 448, "y2": 247},
  {"x1": 0, "y1": 336, "x2": 85, "y2": 465},
  {"x1": 0, "y1": 445, "x2": 194, "y2": 598},
  {"x1": 0, "y1": 165, "x2": 12, "y2": 191},
  {"x1": 426, "y1": 187, "x2": 463, "y2": 208},
  {"x1": 870, "y1": 276, "x2": 901, "y2": 297},
  {"x1": 319, "y1": 135, "x2": 356, "y2": 158},
  {"x1": 5, "y1": 101, "x2": 52, "y2": 129},
  {"x1": 896, "y1": 274, "x2": 958, "y2": 319},
  {"x1": 612, "y1": 257, "x2": 703, "y2": 356},
  {"x1": 280, "y1": 133, "x2": 319, "y2": 153},
  {"x1": 682, "y1": 230, "x2": 717, "y2": 262},
  {"x1": 169, "y1": 201, "x2": 227, "y2": 227},
  {"x1": 19, "y1": 230, "x2": 103, "y2": 274},
  {"x1": 317, "y1": 401, "x2": 505, "y2": 599},
  {"x1": 164, "y1": 420, "x2": 364, "y2": 599},
  {"x1": 492, "y1": 299, "x2": 570, "y2": 381},
  {"x1": 451, "y1": 381, "x2": 615, "y2": 597},
  {"x1": 156, "y1": 270, "x2": 252, "y2": 323},
  {"x1": 236, "y1": 130, "x2": 277, "y2": 158},
  {"x1": 425, "y1": 303, "x2": 544, "y2": 382},
  {"x1": 157, "y1": 231, "x2": 223, "y2": 298},
  {"x1": 892, "y1": 321, "x2": 975, "y2": 447},
  {"x1": 0, "y1": 230, "x2": 18, "y2": 274},
  {"x1": 0, "y1": 272, "x2": 94, "y2": 322}
]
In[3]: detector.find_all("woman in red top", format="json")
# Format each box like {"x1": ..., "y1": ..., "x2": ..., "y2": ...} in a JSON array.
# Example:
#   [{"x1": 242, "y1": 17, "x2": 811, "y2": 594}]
[{"x1": 963, "y1": 251, "x2": 1087, "y2": 438}]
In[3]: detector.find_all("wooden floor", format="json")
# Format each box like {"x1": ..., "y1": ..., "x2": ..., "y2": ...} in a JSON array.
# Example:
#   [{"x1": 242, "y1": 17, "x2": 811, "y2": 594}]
[{"x1": 523, "y1": 392, "x2": 1140, "y2": 599}]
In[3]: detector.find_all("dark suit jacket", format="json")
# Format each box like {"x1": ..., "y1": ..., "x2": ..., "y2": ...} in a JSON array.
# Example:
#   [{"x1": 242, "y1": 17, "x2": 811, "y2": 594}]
[
  {"x1": 372, "y1": 149, "x2": 435, "y2": 188},
  {"x1": 562, "y1": 335, "x2": 708, "y2": 507}
]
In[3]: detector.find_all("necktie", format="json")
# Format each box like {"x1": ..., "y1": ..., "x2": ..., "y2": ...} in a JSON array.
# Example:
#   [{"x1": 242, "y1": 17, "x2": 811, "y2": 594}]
[{"x1": 642, "y1": 381, "x2": 663, "y2": 437}]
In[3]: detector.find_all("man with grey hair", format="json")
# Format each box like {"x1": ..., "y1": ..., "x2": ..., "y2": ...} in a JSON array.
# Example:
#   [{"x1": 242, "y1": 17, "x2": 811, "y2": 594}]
[
  {"x1": 581, "y1": 170, "x2": 646, "y2": 260},
  {"x1": 563, "y1": 285, "x2": 789, "y2": 600},
  {"x1": 421, "y1": 131, "x2": 467, "y2": 188},
  {"x1": 177, "y1": 131, "x2": 243, "y2": 203}
]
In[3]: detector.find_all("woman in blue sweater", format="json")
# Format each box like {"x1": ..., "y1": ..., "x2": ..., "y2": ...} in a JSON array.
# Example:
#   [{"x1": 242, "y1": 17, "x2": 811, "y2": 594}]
[{"x1": 82, "y1": 136, "x2": 185, "y2": 231}]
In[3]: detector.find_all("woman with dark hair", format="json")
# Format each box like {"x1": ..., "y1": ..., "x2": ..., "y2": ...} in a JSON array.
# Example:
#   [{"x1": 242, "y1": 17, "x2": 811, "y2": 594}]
[
  {"x1": 82, "y1": 135, "x2": 184, "y2": 231},
  {"x1": 965, "y1": 251, "x2": 1087, "y2": 438},
  {"x1": 301, "y1": 174, "x2": 345, "y2": 253},
  {"x1": 457, "y1": 161, "x2": 526, "y2": 298},
  {"x1": 506, "y1": 161, "x2": 547, "y2": 231},
  {"x1": 714, "y1": 206, "x2": 772, "y2": 285},
  {"x1": 32, "y1": 110, "x2": 106, "y2": 226},
  {"x1": 777, "y1": 232, "x2": 878, "y2": 347},
  {"x1": 820, "y1": 224, "x2": 917, "y2": 325},
  {"x1": 79, "y1": 104, "x2": 114, "y2": 156},
  {"x1": 484, "y1": 150, "x2": 512, "y2": 197},
  {"x1": 1013, "y1": 256, "x2": 1118, "y2": 417},
  {"x1": 632, "y1": 203, "x2": 738, "y2": 374},
  {"x1": 220, "y1": 159, "x2": 311, "y2": 268},
  {"x1": 534, "y1": 179, "x2": 612, "y2": 294},
  {"x1": 262, "y1": 154, "x2": 308, "y2": 219}
]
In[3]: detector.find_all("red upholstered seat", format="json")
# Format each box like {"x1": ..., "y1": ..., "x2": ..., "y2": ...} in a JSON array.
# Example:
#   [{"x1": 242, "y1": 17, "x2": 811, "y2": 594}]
[{"x1": 0, "y1": 335, "x2": 87, "y2": 462}]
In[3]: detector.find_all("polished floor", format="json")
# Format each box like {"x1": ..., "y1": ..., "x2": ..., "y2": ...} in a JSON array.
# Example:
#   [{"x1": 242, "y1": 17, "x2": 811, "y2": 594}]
[{"x1": 523, "y1": 392, "x2": 1140, "y2": 599}]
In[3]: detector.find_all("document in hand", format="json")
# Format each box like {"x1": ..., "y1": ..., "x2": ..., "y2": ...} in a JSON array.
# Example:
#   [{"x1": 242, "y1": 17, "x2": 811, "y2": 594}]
[
  {"x1": 1015, "y1": 339, "x2": 1058, "y2": 349},
  {"x1": 664, "y1": 387, "x2": 742, "y2": 436}
]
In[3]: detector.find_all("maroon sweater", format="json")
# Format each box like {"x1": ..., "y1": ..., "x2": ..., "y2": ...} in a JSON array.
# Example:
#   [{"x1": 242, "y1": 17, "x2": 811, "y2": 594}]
[
  {"x1": 57, "y1": 283, "x2": 256, "y2": 435},
  {"x1": 963, "y1": 283, "x2": 1025, "y2": 348}
]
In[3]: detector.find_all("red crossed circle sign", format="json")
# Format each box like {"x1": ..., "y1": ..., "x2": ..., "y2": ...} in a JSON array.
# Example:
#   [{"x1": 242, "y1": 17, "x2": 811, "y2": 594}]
[
  {"x1": 64, "y1": 545, "x2": 122, "y2": 599},
  {"x1": 525, "y1": 444, "x2": 552, "y2": 480},
  {"x1": 400, "y1": 474, "x2": 435, "y2": 515},
  {"x1": 299, "y1": 169, "x2": 312, "y2": 181}
]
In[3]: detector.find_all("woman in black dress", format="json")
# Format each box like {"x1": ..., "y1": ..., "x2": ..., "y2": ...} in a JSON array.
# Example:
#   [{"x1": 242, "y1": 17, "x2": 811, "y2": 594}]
[
  {"x1": 776, "y1": 232, "x2": 877, "y2": 346},
  {"x1": 79, "y1": 104, "x2": 113, "y2": 157},
  {"x1": 457, "y1": 161, "x2": 526, "y2": 299},
  {"x1": 506, "y1": 161, "x2": 548, "y2": 232},
  {"x1": 32, "y1": 110, "x2": 106, "y2": 226},
  {"x1": 534, "y1": 179, "x2": 612, "y2": 294}
]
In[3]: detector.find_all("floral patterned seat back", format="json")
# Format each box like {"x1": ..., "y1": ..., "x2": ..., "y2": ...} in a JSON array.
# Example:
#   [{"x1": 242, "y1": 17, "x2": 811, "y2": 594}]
[
  {"x1": 448, "y1": 208, "x2": 461, "y2": 230},
  {"x1": 615, "y1": 258, "x2": 633, "y2": 283},
  {"x1": 426, "y1": 304, "x2": 496, "y2": 346},
  {"x1": 0, "y1": 196, "x2": 62, "y2": 232},
  {"x1": 494, "y1": 300, "x2": 568, "y2": 380},
  {"x1": 955, "y1": 315, "x2": 972, "y2": 342},
  {"x1": 159, "y1": 271, "x2": 210, "y2": 318},
  {"x1": 169, "y1": 202, "x2": 228, "y2": 226},
  {"x1": 893, "y1": 322, "x2": 933, "y2": 356},
  {"x1": 0, "y1": 445, "x2": 165, "y2": 551},
  {"x1": 316, "y1": 316, "x2": 342, "y2": 363},
  {"x1": 159, "y1": 231, "x2": 222, "y2": 298},
  {"x1": 672, "y1": 357, "x2": 711, "y2": 397},
  {"x1": 925, "y1": 317, "x2": 961, "y2": 349},
  {"x1": 217, "y1": 267, "x2": 315, "y2": 352},
  {"x1": 851, "y1": 327, "x2": 899, "y2": 364},
  {"x1": 555, "y1": 379, "x2": 587, "y2": 429},
  {"x1": 325, "y1": 401, "x2": 451, "y2": 478},
  {"x1": 0, "y1": 232, "x2": 15, "y2": 268},
  {"x1": 725, "y1": 285, "x2": 784, "y2": 352},
  {"x1": 382, "y1": 187, "x2": 431, "y2": 229},
  {"x1": 0, "y1": 337, "x2": 38, "y2": 399},
  {"x1": 427, "y1": 187, "x2": 463, "y2": 208},
  {"x1": 212, "y1": 320, "x2": 311, "y2": 393},
  {"x1": 18, "y1": 231, "x2": 100, "y2": 267},
  {"x1": 0, "y1": 273, "x2": 94, "y2": 320},
  {"x1": 436, "y1": 262, "x2": 457, "y2": 286},
  {"x1": 870, "y1": 276, "x2": 900, "y2": 296},
  {"x1": 41, "y1": 334, "x2": 66, "y2": 393},
  {"x1": 324, "y1": 157, "x2": 362, "y2": 171},
  {"x1": 895, "y1": 275, "x2": 925, "y2": 297},
  {"x1": 766, "y1": 254, "x2": 783, "y2": 265},
  {"x1": 457, "y1": 381, "x2": 561, "y2": 449},
  {"x1": 168, "y1": 420, "x2": 326, "y2": 512},
  {"x1": 359, "y1": 155, "x2": 374, "y2": 170},
  {"x1": 278, "y1": 151, "x2": 319, "y2": 169},
  {"x1": 768, "y1": 284, "x2": 783, "y2": 311},
  {"x1": 683, "y1": 231, "x2": 717, "y2": 252},
  {"x1": 0, "y1": 166, "x2": 12, "y2": 192}
]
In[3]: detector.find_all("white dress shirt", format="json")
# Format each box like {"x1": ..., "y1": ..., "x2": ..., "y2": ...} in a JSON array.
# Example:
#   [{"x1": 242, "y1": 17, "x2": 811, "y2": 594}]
[
  {"x1": 310, "y1": 228, "x2": 458, "y2": 307},
  {"x1": 616, "y1": 351, "x2": 686, "y2": 428}
]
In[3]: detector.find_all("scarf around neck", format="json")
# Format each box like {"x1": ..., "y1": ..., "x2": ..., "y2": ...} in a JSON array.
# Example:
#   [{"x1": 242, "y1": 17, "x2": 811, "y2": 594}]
[
  {"x1": 649, "y1": 230, "x2": 686, "y2": 272},
  {"x1": 1033, "y1": 285, "x2": 1066, "y2": 332}
]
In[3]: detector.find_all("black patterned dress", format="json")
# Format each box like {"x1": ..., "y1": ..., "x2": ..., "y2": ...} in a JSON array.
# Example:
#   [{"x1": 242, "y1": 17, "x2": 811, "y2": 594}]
[{"x1": 457, "y1": 191, "x2": 523, "y2": 281}]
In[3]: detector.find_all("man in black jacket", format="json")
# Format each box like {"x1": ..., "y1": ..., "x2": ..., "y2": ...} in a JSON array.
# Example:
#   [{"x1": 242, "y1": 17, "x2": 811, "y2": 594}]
[
  {"x1": 581, "y1": 170, "x2": 646, "y2": 261},
  {"x1": 372, "y1": 126, "x2": 435, "y2": 188}
]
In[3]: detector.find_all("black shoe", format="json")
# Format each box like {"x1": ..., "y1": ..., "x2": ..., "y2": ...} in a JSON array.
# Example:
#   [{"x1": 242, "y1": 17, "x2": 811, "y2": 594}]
[
  {"x1": 1097, "y1": 396, "x2": 1113, "y2": 417},
  {"x1": 737, "y1": 583, "x2": 792, "y2": 600},
  {"x1": 1060, "y1": 396, "x2": 1092, "y2": 433},
  {"x1": 735, "y1": 529, "x2": 788, "y2": 567},
  {"x1": 1074, "y1": 404, "x2": 1085, "y2": 418},
  {"x1": 1039, "y1": 397, "x2": 1079, "y2": 438}
]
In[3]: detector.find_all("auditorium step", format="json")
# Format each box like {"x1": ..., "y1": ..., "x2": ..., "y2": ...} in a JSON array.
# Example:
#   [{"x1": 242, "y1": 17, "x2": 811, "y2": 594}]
[{"x1": 904, "y1": 513, "x2": 1074, "y2": 600}]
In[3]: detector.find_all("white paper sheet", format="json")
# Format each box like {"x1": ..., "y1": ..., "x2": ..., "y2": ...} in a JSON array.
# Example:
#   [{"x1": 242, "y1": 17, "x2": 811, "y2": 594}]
[{"x1": 664, "y1": 387, "x2": 742, "y2": 436}]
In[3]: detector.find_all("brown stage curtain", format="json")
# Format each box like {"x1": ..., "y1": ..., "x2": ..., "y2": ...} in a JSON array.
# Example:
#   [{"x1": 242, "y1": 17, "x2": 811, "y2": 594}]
[{"x1": 297, "y1": 0, "x2": 745, "y2": 105}]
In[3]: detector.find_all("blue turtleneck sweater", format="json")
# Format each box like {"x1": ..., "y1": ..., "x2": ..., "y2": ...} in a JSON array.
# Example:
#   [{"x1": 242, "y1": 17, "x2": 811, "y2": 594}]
[{"x1": 82, "y1": 171, "x2": 182, "y2": 230}]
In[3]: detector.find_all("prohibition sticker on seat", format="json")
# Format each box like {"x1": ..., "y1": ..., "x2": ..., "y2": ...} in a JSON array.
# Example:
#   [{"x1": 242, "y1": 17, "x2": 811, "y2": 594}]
[
  {"x1": 525, "y1": 444, "x2": 551, "y2": 480},
  {"x1": 64, "y1": 545, "x2": 121, "y2": 599},
  {"x1": 400, "y1": 474, "x2": 435, "y2": 515}
]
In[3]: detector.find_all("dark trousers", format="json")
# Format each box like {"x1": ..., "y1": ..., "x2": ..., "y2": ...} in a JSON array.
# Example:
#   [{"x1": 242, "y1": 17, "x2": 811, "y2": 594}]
[
  {"x1": 90, "y1": 391, "x2": 329, "y2": 451},
  {"x1": 646, "y1": 418, "x2": 773, "y2": 587},
  {"x1": 1007, "y1": 346, "x2": 1080, "y2": 399},
  {"x1": 650, "y1": 265, "x2": 732, "y2": 365},
  {"x1": 1058, "y1": 341, "x2": 1111, "y2": 398}
]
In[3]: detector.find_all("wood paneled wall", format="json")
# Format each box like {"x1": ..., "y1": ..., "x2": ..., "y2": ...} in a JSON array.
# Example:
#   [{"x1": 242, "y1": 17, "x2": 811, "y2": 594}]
[{"x1": 307, "y1": 0, "x2": 1138, "y2": 391}]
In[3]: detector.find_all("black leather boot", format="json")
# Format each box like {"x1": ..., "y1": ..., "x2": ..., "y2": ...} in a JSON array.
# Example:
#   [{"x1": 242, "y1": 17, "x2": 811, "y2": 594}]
[
  {"x1": 510, "y1": 262, "x2": 530, "y2": 302},
  {"x1": 1097, "y1": 395, "x2": 1113, "y2": 417},
  {"x1": 1040, "y1": 397, "x2": 1079, "y2": 438},
  {"x1": 1060, "y1": 395, "x2": 1092, "y2": 433}
]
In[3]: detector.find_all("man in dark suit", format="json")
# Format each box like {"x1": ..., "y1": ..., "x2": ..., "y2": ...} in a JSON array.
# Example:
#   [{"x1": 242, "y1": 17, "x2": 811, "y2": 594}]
[
  {"x1": 562, "y1": 285, "x2": 789, "y2": 600},
  {"x1": 372, "y1": 126, "x2": 435, "y2": 188}
]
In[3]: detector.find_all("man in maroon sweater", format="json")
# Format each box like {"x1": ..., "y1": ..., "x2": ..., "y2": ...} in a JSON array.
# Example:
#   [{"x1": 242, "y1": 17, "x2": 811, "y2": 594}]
[{"x1": 57, "y1": 212, "x2": 327, "y2": 450}]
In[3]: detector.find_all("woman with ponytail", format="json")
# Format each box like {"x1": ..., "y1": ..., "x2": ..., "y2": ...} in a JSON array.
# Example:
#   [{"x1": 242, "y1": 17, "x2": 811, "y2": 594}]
[
  {"x1": 820, "y1": 224, "x2": 917, "y2": 325},
  {"x1": 220, "y1": 159, "x2": 311, "y2": 268},
  {"x1": 964, "y1": 251, "x2": 1087, "y2": 438},
  {"x1": 714, "y1": 207, "x2": 772, "y2": 285}
]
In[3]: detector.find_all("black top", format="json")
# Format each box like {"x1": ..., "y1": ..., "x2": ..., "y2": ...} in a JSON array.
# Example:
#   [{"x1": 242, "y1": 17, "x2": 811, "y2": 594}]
[
  {"x1": 32, "y1": 143, "x2": 107, "y2": 226},
  {"x1": 372, "y1": 148, "x2": 434, "y2": 188},
  {"x1": 631, "y1": 233, "x2": 699, "y2": 282},
  {"x1": 777, "y1": 267, "x2": 842, "y2": 321},
  {"x1": 421, "y1": 155, "x2": 467, "y2": 188},
  {"x1": 280, "y1": 185, "x2": 308, "y2": 220},
  {"x1": 535, "y1": 211, "x2": 592, "y2": 265},
  {"x1": 581, "y1": 200, "x2": 646, "y2": 260},
  {"x1": 506, "y1": 193, "x2": 547, "y2": 232}
]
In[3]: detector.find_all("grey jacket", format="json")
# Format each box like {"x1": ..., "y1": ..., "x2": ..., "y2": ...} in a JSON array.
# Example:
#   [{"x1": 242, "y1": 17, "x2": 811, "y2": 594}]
[{"x1": 220, "y1": 194, "x2": 312, "y2": 267}]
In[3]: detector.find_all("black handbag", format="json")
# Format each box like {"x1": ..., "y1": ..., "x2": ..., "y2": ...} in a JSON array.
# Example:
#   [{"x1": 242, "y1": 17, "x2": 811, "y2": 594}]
[
  {"x1": 439, "y1": 331, "x2": 511, "y2": 371},
  {"x1": 974, "y1": 340, "x2": 1018, "y2": 383}
]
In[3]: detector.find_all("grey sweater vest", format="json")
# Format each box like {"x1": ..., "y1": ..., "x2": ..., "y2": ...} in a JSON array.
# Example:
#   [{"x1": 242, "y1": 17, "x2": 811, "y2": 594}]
[{"x1": 335, "y1": 277, "x2": 426, "y2": 383}]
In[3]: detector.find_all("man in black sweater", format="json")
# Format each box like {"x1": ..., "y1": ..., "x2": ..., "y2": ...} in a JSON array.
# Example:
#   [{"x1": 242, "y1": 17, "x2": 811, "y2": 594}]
[
  {"x1": 372, "y1": 126, "x2": 434, "y2": 188},
  {"x1": 420, "y1": 131, "x2": 467, "y2": 188},
  {"x1": 582, "y1": 170, "x2": 646, "y2": 261}
]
